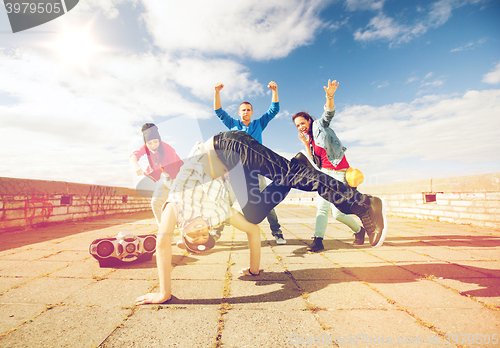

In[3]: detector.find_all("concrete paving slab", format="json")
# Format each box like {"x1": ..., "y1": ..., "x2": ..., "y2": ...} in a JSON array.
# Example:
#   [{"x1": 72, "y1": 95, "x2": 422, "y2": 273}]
[
  {"x1": 0, "y1": 303, "x2": 46, "y2": 335},
  {"x1": 106, "y1": 262, "x2": 159, "y2": 281},
  {"x1": 318, "y1": 309, "x2": 438, "y2": 348},
  {"x1": 410, "y1": 307, "x2": 500, "y2": 342},
  {"x1": 65, "y1": 278, "x2": 156, "y2": 308},
  {"x1": 340, "y1": 262, "x2": 420, "y2": 281},
  {"x1": 100, "y1": 306, "x2": 220, "y2": 348},
  {"x1": 456, "y1": 260, "x2": 500, "y2": 277},
  {"x1": 372, "y1": 279, "x2": 485, "y2": 309},
  {"x1": 279, "y1": 251, "x2": 335, "y2": 264},
  {"x1": 47, "y1": 237, "x2": 95, "y2": 251},
  {"x1": 40, "y1": 250, "x2": 88, "y2": 262},
  {"x1": 48, "y1": 258, "x2": 113, "y2": 279},
  {"x1": 0, "y1": 276, "x2": 32, "y2": 294},
  {"x1": 0, "y1": 260, "x2": 71, "y2": 277},
  {"x1": 162, "y1": 280, "x2": 224, "y2": 307},
  {"x1": 319, "y1": 249, "x2": 386, "y2": 263},
  {"x1": 367, "y1": 249, "x2": 436, "y2": 262},
  {"x1": 0, "y1": 248, "x2": 58, "y2": 261},
  {"x1": 229, "y1": 251, "x2": 284, "y2": 268},
  {"x1": 434, "y1": 277, "x2": 500, "y2": 306},
  {"x1": 228, "y1": 280, "x2": 304, "y2": 310},
  {"x1": 412, "y1": 245, "x2": 492, "y2": 261},
  {"x1": 222, "y1": 309, "x2": 326, "y2": 347},
  {"x1": 398, "y1": 261, "x2": 493, "y2": 279},
  {"x1": 181, "y1": 249, "x2": 232, "y2": 264},
  {"x1": 296, "y1": 281, "x2": 396, "y2": 310},
  {"x1": 1, "y1": 277, "x2": 94, "y2": 305},
  {"x1": 171, "y1": 264, "x2": 229, "y2": 280},
  {"x1": 284, "y1": 265, "x2": 357, "y2": 282},
  {"x1": 0, "y1": 305, "x2": 129, "y2": 348}
]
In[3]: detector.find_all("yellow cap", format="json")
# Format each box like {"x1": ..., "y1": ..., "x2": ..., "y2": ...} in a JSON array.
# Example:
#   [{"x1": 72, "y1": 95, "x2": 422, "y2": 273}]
[{"x1": 346, "y1": 167, "x2": 364, "y2": 187}]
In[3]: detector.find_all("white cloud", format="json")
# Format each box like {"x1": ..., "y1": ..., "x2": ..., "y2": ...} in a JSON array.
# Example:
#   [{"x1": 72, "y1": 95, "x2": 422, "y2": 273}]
[
  {"x1": 353, "y1": 0, "x2": 486, "y2": 46},
  {"x1": 334, "y1": 89, "x2": 500, "y2": 183},
  {"x1": 406, "y1": 76, "x2": 418, "y2": 84},
  {"x1": 353, "y1": 14, "x2": 402, "y2": 42},
  {"x1": 344, "y1": 0, "x2": 385, "y2": 11},
  {"x1": 421, "y1": 79, "x2": 444, "y2": 87},
  {"x1": 451, "y1": 42, "x2": 474, "y2": 52},
  {"x1": 377, "y1": 81, "x2": 389, "y2": 88},
  {"x1": 482, "y1": 61, "x2": 500, "y2": 84},
  {"x1": 0, "y1": 46, "x2": 266, "y2": 186},
  {"x1": 139, "y1": 0, "x2": 327, "y2": 60},
  {"x1": 451, "y1": 38, "x2": 486, "y2": 52}
]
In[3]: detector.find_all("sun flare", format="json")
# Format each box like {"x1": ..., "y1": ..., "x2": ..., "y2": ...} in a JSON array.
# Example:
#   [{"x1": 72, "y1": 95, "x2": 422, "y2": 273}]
[{"x1": 46, "y1": 24, "x2": 104, "y2": 70}]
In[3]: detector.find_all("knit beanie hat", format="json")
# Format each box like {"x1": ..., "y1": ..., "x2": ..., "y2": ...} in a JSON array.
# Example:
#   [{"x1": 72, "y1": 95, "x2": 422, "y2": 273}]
[{"x1": 141, "y1": 123, "x2": 161, "y2": 143}]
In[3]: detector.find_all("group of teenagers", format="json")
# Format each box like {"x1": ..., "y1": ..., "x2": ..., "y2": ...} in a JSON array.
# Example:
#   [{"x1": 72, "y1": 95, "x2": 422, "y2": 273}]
[{"x1": 131, "y1": 79, "x2": 387, "y2": 305}]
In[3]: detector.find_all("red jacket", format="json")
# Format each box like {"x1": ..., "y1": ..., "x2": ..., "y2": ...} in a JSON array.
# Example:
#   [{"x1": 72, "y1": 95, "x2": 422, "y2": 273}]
[{"x1": 131, "y1": 142, "x2": 184, "y2": 182}]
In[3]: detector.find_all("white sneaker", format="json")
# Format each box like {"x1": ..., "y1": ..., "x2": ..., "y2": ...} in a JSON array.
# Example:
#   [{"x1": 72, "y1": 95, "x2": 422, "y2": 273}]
[{"x1": 274, "y1": 234, "x2": 286, "y2": 245}]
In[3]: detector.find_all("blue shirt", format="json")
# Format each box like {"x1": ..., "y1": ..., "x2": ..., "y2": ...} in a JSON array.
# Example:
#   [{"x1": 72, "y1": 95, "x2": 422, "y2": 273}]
[{"x1": 215, "y1": 102, "x2": 280, "y2": 144}]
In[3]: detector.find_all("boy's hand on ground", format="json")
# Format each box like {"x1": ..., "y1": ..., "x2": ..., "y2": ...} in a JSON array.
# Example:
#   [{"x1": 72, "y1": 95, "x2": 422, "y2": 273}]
[
  {"x1": 135, "y1": 292, "x2": 171, "y2": 305},
  {"x1": 215, "y1": 82, "x2": 224, "y2": 92},
  {"x1": 268, "y1": 81, "x2": 277, "y2": 91}
]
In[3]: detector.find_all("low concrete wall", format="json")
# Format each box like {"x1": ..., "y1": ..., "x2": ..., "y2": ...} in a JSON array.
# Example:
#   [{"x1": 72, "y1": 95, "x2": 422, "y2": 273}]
[
  {"x1": 0, "y1": 177, "x2": 152, "y2": 232},
  {"x1": 284, "y1": 173, "x2": 500, "y2": 229}
]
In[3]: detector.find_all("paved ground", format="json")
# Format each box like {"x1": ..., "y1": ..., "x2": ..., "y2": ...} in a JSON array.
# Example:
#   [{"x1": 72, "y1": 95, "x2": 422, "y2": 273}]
[{"x1": 0, "y1": 205, "x2": 499, "y2": 348}]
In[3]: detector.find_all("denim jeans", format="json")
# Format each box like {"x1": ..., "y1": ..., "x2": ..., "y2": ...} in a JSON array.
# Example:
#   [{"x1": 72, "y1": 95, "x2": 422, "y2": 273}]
[
  {"x1": 315, "y1": 167, "x2": 361, "y2": 238},
  {"x1": 214, "y1": 131, "x2": 363, "y2": 225},
  {"x1": 151, "y1": 173, "x2": 170, "y2": 226}
]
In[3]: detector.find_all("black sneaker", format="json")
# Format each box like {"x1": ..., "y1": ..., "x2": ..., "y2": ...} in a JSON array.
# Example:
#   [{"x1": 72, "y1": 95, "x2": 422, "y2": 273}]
[
  {"x1": 274, "y1": 233, "x2": 286, "y2": 245},
  {"x1": 353, "y1": 227, "x2": 365, "y2": 245},
  {"x1": 212, "y1": 224, "x2": 224, "y2": 242},
  {"x1": 350, "y1": 195, "x2": 387, "y2": 248},
  {"x1": 308, "y1": 237, "x2": 324, "y2": 252}
]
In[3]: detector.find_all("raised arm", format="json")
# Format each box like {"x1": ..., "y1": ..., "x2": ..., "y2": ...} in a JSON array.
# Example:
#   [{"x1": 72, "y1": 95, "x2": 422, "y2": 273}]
[
  {"x1": 320, "y1": 79, "x2": 339, "y2": 128},
  {"x1": 268, "y1": 81, "x2": 279, "y2": 103},
  {"x1": 135, "y1": 203, "x2": 177, "y2": 305},
  {"x1": 214, "y1": 82, "x2": 224, "y2": 110},
  {"x1": 324, "y1": 79, "x2": 338, "y2": 109},
  {"x1": 214, "y1": 82, "x2": 239, "y2": 129}
]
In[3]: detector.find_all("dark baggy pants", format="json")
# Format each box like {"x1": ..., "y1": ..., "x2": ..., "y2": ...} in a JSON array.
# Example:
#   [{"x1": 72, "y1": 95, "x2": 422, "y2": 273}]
[{"x1": 213, "y1": 131, "x2": 364, "y2": 224}]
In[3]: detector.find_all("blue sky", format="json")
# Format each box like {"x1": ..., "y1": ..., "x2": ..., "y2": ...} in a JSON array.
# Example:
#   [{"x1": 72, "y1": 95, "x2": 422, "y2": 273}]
[{"x1": 0, "y1": 0, "x2": 499, "y2": 188}]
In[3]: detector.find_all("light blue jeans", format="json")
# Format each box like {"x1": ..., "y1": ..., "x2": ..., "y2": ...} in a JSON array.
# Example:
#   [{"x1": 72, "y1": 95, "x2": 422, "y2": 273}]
[
  {"x1": 314, "y1": 167, "x2": 361, "y2": 238},
  {"x1": 151, "y1": 173, "x2": 170, "y2": 226}
]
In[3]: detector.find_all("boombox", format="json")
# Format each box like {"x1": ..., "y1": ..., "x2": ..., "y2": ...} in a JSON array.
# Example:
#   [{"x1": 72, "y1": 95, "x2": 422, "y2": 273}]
[{"x1": 89, "y1": 231, "x2": 157, "y2": 267}]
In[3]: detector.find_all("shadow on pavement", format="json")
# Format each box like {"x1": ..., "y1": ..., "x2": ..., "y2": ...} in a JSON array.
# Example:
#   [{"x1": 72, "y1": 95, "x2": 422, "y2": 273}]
[{"x1": 143, "y1": 263, "x2": 499, "y2": 306}]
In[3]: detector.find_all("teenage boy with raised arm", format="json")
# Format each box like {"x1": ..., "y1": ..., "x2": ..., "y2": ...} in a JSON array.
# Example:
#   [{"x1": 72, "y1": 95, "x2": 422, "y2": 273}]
[{"x1": 213, "y1": 81, "x2": 286, "y2": 244}]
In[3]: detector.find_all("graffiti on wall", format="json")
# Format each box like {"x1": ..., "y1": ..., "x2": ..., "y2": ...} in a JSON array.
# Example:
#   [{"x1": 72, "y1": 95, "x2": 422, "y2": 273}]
[
  {"x1": 85, "y1": 185, "x2": 117, "y2": 214},
  {"x1": 24, "y1": 190, "x2": 54, "y2": 223}
]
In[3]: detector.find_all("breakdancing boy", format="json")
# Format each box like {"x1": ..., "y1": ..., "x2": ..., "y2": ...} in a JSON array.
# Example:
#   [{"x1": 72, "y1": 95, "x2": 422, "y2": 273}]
[{"x1": 135, "y1": 129, "x2": 387, "y2": 305}]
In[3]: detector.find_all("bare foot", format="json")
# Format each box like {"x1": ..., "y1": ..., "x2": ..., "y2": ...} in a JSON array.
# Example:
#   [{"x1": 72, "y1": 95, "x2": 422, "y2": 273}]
[{"x1": 135, "y1": 292, "x2": 170, "y2": 306}]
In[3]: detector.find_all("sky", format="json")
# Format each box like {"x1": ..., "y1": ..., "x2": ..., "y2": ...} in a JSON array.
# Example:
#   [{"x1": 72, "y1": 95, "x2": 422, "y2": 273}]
[{"x1": 0, "y1": 0, "x2": 499, "y2": 189}]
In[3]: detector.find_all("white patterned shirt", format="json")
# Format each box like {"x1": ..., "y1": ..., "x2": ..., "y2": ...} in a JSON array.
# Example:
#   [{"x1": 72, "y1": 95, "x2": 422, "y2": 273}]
[{"x1": 165, "y1": 142, "x2": 232, "y2": 229}]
